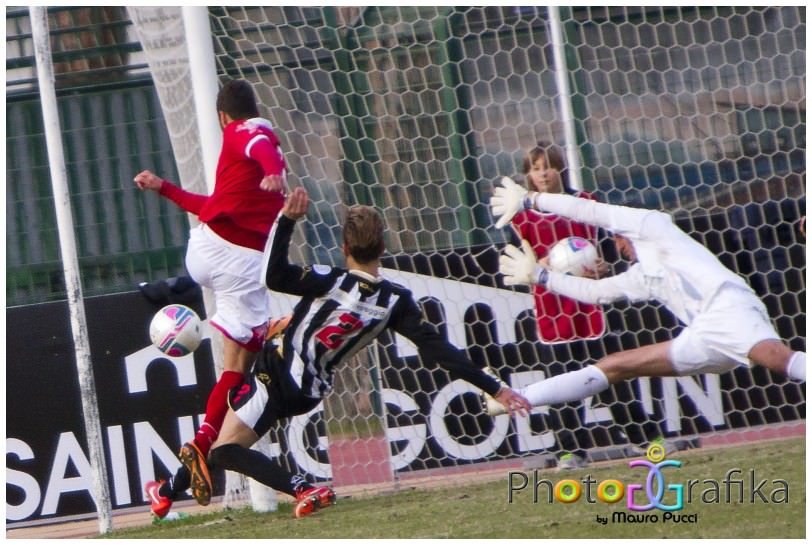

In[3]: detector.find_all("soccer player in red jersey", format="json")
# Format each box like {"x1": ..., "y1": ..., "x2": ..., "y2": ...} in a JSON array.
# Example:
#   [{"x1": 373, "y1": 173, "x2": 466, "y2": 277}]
[
  {"x1": 134, "y1": 79, "x2": 287, "y2": 503},
  {"x1": 510, "y1": 141, "x2": 607, "y2": 343}
]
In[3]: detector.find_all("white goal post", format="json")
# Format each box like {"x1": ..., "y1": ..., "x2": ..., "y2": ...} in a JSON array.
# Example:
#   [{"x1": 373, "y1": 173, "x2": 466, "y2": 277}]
[{"x1": 29, "y1": 6, "x2": 113, "y2": 534}]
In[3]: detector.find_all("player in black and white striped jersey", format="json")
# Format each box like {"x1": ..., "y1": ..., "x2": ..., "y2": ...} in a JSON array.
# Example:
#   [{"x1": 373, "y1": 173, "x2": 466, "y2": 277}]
[
  {"x1": 259, "y1": 190, "x2": 524, "y2": 404},
  {"x1": 145, "y1": 187, "x2": 530, "y2": 519}
]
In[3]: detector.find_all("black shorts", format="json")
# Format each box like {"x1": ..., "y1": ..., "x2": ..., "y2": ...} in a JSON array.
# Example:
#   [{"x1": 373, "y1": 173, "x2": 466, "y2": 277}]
[{"x1": 228, "y1": 343, "x2": 321, "y2": 437}]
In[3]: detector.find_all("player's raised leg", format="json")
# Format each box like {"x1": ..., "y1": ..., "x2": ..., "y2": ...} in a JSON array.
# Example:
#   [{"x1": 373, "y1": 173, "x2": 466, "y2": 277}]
[
  {"x1": 189, "y1": 337, "x2": 258, "y2": 454},
  {"x1": 180, "y1": 335, "x2": 261, "y2": 506},
  {"x1": 209, "y1": 406, "x2": 336, "y2": 519}
]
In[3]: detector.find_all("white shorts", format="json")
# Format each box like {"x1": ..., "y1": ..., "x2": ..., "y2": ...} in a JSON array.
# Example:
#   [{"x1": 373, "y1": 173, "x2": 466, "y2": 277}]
[
  {"x1": 185, "y1": 224, "x2": 270, "y2": 349},
  {"x1": 231, "y1": 375, "x2": 269, "y2": 432},
  {"x1": 669, "y1": 284, "x2": 780, "y2": 375}
]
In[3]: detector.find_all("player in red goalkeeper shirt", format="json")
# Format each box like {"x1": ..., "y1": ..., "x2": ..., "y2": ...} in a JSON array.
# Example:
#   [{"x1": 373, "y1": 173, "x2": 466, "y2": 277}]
[
  {"x1": 134, "y1": 79, "x2": 286, "y2": 503},
  {"x1": 510, "y1": 141, "x2": 607, "y2": 343}
]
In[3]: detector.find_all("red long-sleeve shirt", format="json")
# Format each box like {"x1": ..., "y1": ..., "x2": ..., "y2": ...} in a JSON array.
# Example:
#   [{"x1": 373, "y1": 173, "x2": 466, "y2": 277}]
[
  {"x1": 159, "y1": 117, "x2": 286, "y2": 251},
  {"x1": 511, "y1": 191, "x2": 605, "y2": 343}
]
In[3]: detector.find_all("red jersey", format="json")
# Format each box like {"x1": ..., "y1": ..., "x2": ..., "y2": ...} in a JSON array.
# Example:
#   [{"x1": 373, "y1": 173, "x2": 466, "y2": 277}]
[
  {"x1": 512, "y1": 191, "x2": 605, "y2": 343},
  {"x1": 159, "y1": 118, "x2": 286, "y2": 251}
]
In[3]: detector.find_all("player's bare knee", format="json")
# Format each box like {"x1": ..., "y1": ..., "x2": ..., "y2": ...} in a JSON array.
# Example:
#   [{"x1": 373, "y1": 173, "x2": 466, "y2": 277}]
[
  {"x1": 597, "y1": 354, "x2": 635, "y2": 382},
  {"x1": 749, "y1": 339, "x2": 794, "y2": 372}
]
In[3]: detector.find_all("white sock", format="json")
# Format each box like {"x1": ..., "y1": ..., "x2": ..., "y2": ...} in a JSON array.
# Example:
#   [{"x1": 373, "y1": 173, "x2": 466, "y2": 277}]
[
  {"x1": 786, "y1": 351, "x2": 806, "y2": 382},
  {"x1": 522, "y1": 365, "x2": 610, "y2": 407}
]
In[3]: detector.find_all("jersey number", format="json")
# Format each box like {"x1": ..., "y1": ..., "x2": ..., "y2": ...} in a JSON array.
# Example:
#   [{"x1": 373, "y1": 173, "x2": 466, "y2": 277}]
[
  {"x1": 316, "y1": 313, "x2": 363, "y2": 350},
  {"x1": 231, "y1": 383, "x2": 251, "y2": 404}
]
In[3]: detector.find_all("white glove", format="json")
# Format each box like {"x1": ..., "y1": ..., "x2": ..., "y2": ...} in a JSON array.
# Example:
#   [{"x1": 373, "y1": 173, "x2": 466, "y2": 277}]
[
  {"x1": 499, "y1": 239, "x2": 545, "y2": 286},
  {"x1": 491, "y1": 177, "x2": 529, "y2": 229}
]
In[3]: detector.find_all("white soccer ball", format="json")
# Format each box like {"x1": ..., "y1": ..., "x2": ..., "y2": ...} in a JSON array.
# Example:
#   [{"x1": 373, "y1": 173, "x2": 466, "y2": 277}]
[
  {"x1": 149, "y1": 304, "x2": 202, "y2": 357},
  {"x1": 547, "y1": 237, "x2": 599, "y2": 277}
]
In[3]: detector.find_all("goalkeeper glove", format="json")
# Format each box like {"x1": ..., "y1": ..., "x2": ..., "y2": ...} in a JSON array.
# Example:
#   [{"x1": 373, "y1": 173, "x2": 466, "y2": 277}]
[
  {"x1": 491, "y1": 177, "x2": 530, "y2": 229},
  {"x1": 499, "y1": 239, "x2": 549, "y2": 287}
]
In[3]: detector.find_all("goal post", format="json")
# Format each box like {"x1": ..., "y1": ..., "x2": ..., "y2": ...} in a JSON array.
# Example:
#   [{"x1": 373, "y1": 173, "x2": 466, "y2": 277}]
[
  {"x1": 132, "y1": 5, "x2": 805, "y2": 494},
  {"x1": 29, "y1": 6, "x2": 113, "y2": 533}
]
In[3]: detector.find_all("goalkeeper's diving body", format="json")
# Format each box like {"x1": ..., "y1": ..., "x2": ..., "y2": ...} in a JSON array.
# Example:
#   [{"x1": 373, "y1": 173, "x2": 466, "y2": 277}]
[
  {"x1": 145, "y1": 187, "x2": 530, "y2": 519},
  {"x1": 486, "y1": 177, "x2": 806, "y2": 415}
]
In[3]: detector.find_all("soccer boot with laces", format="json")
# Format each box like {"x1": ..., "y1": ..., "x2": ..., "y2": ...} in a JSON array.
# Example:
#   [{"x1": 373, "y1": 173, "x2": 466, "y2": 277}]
[
  {"x1": 179, "y1": 441, "x2": 213, "y2": 506},
  {"x1": 294, "y1": 485, "x2": 337, "y2": 519},
  {"x1": 481, "y1": 367, "x2": 510, "y2": 416},
  {"x1": 648, "y1": 436, "x2": 680, "y2": 456},
  {"x1": 556, "y1": 453, "x2": 589, "y2": 471},
  {"x1": 145, "y1": 480, "x2": 172, "y2": 519},
  {"x1": 626, "y1": 436, "x2": 681, "y2": 458},
  {"x1": 484, "y1": 394, "x2": 508, "y2": 416}
]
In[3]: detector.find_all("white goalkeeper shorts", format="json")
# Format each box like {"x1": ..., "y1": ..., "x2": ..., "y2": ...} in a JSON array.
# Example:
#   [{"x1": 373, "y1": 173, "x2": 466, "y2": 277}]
[
  {"x1": 669, "y1": 284, "x2": 780, "y2": 375},
  {"x1": 185, "y1": 224, "x2": 270, "y2": 350}
]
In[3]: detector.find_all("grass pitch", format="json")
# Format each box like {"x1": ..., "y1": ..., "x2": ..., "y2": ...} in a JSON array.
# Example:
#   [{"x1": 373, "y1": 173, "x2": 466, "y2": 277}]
[{"x1": 101, "y1": 436, "x2": 804, "y2": 539}]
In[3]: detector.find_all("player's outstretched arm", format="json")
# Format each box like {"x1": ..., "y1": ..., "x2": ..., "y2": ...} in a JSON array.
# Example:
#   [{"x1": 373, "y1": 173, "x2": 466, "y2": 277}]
[
  {"x1": 492, "y1": 174, "x2": 660, "y2": 239},
  {"x1": 499, "y1": 236, "x2": 645, "y2": 308},
  {"x1": 263, "y1": 187, "x2": 308, "y2": 291},
  {"x1": 262, "y1": 187, "x2": 338, "y2": 297},
  {"x1": 388, "y1": 294, "x2": 530, "y2": 416},
  {"x1": 133, "y1": 169, "x2": 208, "y2": 214}
]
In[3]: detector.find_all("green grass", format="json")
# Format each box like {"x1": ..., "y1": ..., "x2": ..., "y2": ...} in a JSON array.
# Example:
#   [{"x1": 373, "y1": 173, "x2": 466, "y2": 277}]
[{"x1": 101, "y1": 437, "x2": 804, "y2": 539}]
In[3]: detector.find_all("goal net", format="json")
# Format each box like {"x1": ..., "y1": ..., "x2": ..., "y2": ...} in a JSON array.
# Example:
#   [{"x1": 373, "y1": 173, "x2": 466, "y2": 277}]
[{"x1": 132, "y1": 6, "x2": 805, "y2": 496}]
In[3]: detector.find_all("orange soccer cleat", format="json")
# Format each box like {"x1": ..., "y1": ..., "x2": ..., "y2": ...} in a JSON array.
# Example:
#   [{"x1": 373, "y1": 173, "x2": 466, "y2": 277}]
[{"x1": 179, "y1": 442, "x2": 213, "y2": 506}]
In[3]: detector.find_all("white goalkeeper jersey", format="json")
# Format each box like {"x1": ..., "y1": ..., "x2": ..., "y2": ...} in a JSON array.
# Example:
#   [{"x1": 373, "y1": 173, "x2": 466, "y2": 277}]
[{"x1": 534, "y1": 193, "x2": 752, "y2": 326}]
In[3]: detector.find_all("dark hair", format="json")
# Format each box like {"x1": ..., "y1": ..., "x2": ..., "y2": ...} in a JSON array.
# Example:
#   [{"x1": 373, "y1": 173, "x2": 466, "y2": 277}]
[
  {"x1": 521, "y1": 140, "x2": 575, "y2": 194},
  {"x1": 343, "y1": 206, "x2": 386, "y2": 264},
  {"x1": 216, "y1": 79, "x2": 259, "y2": 120}
]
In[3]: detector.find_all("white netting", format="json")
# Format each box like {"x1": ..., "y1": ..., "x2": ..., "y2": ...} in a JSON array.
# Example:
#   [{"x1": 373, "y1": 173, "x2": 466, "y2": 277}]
[
  {"x1": 137, "y1": 6, "x2": 805, "y2": 493},
  {"x1": 126, "y1": 7, "x2": 206, "y2": 197}
]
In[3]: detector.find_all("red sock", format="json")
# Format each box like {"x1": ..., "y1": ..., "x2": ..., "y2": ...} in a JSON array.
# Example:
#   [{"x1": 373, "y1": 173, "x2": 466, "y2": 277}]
[{"x1": 193, "y1": 370, "x2": 244, "y2": 457}]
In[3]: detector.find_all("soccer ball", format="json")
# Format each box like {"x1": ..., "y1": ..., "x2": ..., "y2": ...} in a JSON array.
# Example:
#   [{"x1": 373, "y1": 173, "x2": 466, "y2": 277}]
[
  {"x1": 547, "y1": 237, "x2": 599, "y2": 277},
  {"x1": 149, "y1": 304, "x2": 202, "y2": 357}
]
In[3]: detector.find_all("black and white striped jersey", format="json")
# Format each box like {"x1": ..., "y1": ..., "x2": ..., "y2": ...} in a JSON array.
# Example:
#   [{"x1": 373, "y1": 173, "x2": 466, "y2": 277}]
[{"x1": 262, "y1": 215, "x2": 502, "y2": 399}]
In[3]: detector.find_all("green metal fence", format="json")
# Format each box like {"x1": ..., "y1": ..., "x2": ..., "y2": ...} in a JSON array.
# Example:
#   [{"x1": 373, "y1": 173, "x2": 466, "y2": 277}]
[{"x1": 6, "y1": 7, "x2": 189, "y2": 306}]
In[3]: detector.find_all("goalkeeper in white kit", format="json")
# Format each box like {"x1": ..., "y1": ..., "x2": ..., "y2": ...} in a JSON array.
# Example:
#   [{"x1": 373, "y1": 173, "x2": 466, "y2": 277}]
[{"x1": 486, "y1": 178, "x2": 806, "y2": 414}]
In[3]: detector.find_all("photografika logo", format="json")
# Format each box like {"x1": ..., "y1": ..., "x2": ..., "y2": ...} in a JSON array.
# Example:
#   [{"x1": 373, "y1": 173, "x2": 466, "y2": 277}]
[
  {"x1": 627, "y1": 443, "x2": 685, "y2": 512},
  {"x1": 508, "y1": 443, "x2": 789, "y2": 525}
]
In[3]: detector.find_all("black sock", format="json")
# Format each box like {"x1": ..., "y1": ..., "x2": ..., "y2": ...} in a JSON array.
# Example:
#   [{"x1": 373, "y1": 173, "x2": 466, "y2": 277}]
[
  {"x1": 209, "y1": 444, "x2": 303, "y2": 498},
  {"x1": 159, "y1": 465, "x2": 191, "y2": 500},
  {"x1": 291, "y1": 475, "x2": 312, "y2": 496}
]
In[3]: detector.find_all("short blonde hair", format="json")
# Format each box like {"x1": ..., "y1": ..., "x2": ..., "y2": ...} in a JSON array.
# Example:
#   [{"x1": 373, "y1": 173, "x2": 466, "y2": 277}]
[{"x1": 343, "y1": 205, "x2": 385, "y2": 264}]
